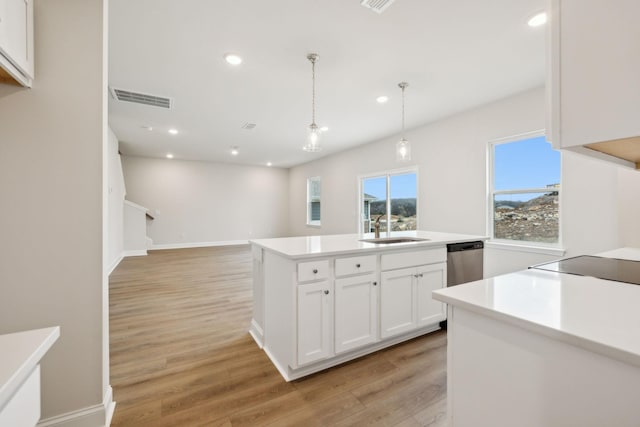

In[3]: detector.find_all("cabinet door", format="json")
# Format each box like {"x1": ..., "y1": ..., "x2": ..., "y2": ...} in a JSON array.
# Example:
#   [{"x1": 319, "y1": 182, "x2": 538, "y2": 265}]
[
  {"x1": 549, "y1": 0, "x2": 640, "y2": 149},
  {"x1": 380, "y1": 267, "x2": 416, "y2": 338},
  {"x1": 297, "y1": 280, "x2": 332, "y2": 366},
  {"x1": 416, "y1": 263, "x2": 446, "y2": 326},
  {"x1": 335, "y1": 273, "x2": 377, "y2": 353}
]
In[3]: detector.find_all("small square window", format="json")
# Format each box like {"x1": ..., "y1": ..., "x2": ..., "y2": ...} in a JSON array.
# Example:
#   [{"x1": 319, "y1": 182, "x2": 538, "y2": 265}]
[{"x1": 307, "y1": 177, "x2": 321, "y2": 226}]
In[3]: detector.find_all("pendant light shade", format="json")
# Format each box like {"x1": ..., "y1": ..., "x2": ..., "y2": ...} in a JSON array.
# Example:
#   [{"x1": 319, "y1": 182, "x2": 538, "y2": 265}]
[
  {"x1": 396, "y1": 138, "x2": 411, "y2": 161},
  {"x1": 396, "y1": 82, "x2": 411, "y2": 161},
  {"x1": 303, "y1": 53, "x2": 322, "y2": 152}
]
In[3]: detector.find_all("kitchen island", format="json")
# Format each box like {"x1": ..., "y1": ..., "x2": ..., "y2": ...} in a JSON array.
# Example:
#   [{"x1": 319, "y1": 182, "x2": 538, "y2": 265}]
[
  {"x1": 249, "y1": 231, "x2": 486, "y2": 381},
  {"x1": 432, "y1": 247, "x2": 640, "y2": 427}
]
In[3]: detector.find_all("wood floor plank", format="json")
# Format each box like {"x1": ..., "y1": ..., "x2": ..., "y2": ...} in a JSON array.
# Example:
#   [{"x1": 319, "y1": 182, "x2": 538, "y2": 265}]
[{"x1": 109, "y1": 245, "x2": 448, "y2": 426}]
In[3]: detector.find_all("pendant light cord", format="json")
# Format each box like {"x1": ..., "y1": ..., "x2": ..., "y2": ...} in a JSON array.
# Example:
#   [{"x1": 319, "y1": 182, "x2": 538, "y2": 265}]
[
  {"x1": 401, "y1": 85, "x2": 405, "y2": 137},
  {"x1": 312, "y1": 58, "x2": 315, "y2": 124},
  {"x1": 308, "y1": 54, "x2": 318, "y2": 125},
  {"x1": 398, "y1": 82, "x2": 409, "y2": 139}
]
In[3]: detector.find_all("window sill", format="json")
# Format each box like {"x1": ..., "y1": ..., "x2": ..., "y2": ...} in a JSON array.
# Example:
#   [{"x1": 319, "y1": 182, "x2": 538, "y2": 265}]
[
  {"x1": 485, "y1": 240, "x2": 566, "y2": 257},
  {"x1": 306, "y1": 222, "x2": 321, "y2": 229}
]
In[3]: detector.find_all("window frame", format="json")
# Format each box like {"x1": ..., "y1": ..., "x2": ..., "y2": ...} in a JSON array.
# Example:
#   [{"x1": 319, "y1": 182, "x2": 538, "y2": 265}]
[
  {"x1": 357, "y1": 167, "x2": 419, "y2": 236},
  {"x1": 306, "y1": 176, "x2": 321, "y2": 227},
  {"x1": 487, "y1": 130, "x2": 564, "y2": 253}
]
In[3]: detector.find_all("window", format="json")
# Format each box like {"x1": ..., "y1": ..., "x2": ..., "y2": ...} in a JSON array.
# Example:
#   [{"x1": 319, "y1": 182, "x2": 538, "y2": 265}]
[
  {"x1": 489, "y1": 133, "x2": 561, "y2": 245},
  {"x1": 307, "y1": 177, "x2": 321, "y2": 226},
  {"x1": 360, "y1": 170, "x2": 417, "y2": 235}
]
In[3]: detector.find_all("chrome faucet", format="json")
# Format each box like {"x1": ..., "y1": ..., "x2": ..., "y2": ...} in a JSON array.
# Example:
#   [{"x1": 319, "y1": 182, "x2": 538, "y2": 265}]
[{"x1": 373, "y1": 215, "x2": 386, "y2": 239}]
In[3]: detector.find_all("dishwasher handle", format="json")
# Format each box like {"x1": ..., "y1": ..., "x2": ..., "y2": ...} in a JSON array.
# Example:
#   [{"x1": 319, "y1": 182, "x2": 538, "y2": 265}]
[{"x1": 447, "y1": 241, "x2": 484, "y2": 252}]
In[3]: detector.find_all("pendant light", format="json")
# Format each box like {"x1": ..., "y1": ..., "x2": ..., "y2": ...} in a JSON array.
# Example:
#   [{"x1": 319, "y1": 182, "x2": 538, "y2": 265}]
[
  {"x1": 396, "y1": 82, "x2": 411, "y2": 161},
  {"x1": 303, "y1": 53, "x2": 322, "y2": 152}
]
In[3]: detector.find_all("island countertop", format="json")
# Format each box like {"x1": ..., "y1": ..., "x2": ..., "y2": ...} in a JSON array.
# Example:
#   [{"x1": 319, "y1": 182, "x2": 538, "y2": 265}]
[
  {"x1": 432, "y1": 247, "x2": 640, "y2": 367},
  {"x1": 249, "y1": 230, "x2": 488, "y2": 259}
]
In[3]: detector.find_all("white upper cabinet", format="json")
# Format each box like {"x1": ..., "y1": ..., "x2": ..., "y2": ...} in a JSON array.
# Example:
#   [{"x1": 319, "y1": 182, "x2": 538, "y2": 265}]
[
  {"x1": 547, "y1": 0, "x2": 640, "y2": 169},
  {"x1": 0, "y1": 0, "x2": 34, "y2": 87}
]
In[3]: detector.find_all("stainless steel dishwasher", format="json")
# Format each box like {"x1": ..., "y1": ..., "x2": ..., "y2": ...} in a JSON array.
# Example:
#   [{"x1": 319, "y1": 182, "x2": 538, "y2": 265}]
[{"x1": 446, "y1": 241, "x2": 484, "y2": 286}]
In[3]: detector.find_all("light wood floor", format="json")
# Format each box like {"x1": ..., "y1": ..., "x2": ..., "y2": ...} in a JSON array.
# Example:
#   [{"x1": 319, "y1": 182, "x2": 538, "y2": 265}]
[{"x1": 109, "y1": 245, "x2": 448, "y2": 427}]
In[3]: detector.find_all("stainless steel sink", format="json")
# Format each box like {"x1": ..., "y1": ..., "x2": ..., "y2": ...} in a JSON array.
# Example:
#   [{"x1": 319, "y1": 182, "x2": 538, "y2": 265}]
[{"x1": 359, "y1": 237, "x2": 430, "y2": 244}]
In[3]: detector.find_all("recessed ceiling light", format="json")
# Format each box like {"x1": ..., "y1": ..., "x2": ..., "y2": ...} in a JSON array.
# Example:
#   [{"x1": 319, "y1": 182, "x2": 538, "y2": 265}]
[
  {"x1": 527, "y1": 12, "x2": 547, "y2": 27},
  {"x1": 166, "y1": 153, "x2": 174, "y2": 159},
  {"x1": 231, "y1": 147, "x2": 239, "y2": 156},
  {"x1": 168, "y1": 128, "x2": 178, "y2": 135},
  {"x1": 267, "y1": 162, "x2": 272, "y2": 167},
  {"x1": 224, "y1": 53, "x2": 243, "y2": 65},
  {"x1": 320, "y1": 126, "x2": 329, "y2": 132},
  {"x1": 376, "y1": 96, "x2": 389, "y2": 104}
]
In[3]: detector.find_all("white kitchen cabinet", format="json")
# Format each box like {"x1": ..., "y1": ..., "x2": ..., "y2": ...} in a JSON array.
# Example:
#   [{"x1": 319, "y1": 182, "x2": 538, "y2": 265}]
[
  {"x1": 297, "y1": 280, "x2": 332, "y2": 366},
  {"x1": 381, "y1": 262, "x2": 446, "y2": 339},
  {"x1": 416, "y1": 263, "x2": 446, "y2": 326},
  {"x1": 249, "y1": 246, "x2": 265, "y2": 347},
  {"x1": 380, "y1": 267, "x2": 416, "y2": 338},
  {"x1": 335, "y1": 273, "x2": 377, "y2": 353},
  {"x1": 251, "y1": 232, "x2": 487, "y2": 381},
  {"x1": 0, "y1": 0, "x2": 34, "y2": 86},
  {"x1": 547, "y1": 0, "x2": 640, "y2": 168}
]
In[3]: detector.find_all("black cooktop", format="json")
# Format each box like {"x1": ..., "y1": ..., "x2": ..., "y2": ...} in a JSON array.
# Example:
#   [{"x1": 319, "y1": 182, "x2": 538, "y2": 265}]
[{"x1": 530, "y1": 255, "x2": 640, "y2": 285}]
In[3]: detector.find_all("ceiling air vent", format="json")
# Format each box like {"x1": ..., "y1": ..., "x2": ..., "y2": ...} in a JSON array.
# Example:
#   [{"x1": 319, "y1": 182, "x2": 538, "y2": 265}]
[
  {"x1": 360, "y1": 0, "x2": 396, "y2": 14},
  {"x1": 241, "y1": 122, "x2": 257, "y2": 130},
  {"x1": 109, "y1": 87, "x2": 173, "y2": 109}
]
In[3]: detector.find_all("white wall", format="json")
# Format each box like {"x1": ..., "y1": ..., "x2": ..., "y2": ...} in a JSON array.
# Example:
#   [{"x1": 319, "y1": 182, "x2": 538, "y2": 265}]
[
  {"x1": 123, "y1": 201, "x2": 148, "y2": 254},
  {"x1": 618, "y1": 168, "x2": 640, "y2": 248},
  {"x1": 0, "y1": 0, "x2": 109, "y2": 422},
  {"x1": 107, "y1": 127, "x2": 125, "y2": 272},
  {"x1": 289, "y1": 87, "x2": 626, "y2": 277},
  {"x1": 122, "y1": 156, "x2": 290, "y2": 247}
]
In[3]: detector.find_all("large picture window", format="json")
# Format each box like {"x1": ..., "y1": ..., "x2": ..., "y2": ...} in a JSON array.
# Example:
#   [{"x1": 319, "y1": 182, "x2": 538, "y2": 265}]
[
  {"x1": 307, "y1": 177, "x2": 321, "y2": 226},
  {"x1": 360, "y1": 170, "x2": 417, "y2": 235},
  {"x1": 489, "y1": 133, "x2": 561, "y2": 245}
]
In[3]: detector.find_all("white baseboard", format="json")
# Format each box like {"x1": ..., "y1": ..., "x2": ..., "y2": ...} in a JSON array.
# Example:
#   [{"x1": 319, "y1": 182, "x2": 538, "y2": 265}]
[
  {"x1": 249, "y1": 320, "x2": 264, "y2": 348},
  {"x1": 122, "y1": 250, "x2": 147, "y2": 257},
  {"x1": 38, "y1": 386, "x2": 115, "y2": 427},
  {"x1": 106, "y1": 255, "x2": 124, "y2": 276},
  {"x1": 151, "y1": 240, "x2": 249, "y2": 250}
]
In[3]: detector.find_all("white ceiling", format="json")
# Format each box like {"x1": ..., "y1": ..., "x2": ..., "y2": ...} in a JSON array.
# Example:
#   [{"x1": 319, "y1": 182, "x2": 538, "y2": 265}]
[{"x1": 108, "y1": 0, "x2": 546, "y2": 168}]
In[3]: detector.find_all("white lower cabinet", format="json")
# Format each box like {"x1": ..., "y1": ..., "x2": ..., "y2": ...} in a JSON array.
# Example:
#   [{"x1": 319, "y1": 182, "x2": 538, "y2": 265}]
[
  {"x1": 261, "y1": 246, "x2": 451, "y2": 380},
  {"x1": 381, "y1": 263, "x2": 446, "y2": 339},
  {"x1": 335, "y1": 273, "x2": 377, "y2": 354},
  {"x1": 416, "y1": 263, "x2": 447, "y2": 326},
  {"x1": 380, "y1": 267, "x2": 417, "y2": 338},
  {"x1": 297, "y1": 280, "x2": 332, "y2": 366}
]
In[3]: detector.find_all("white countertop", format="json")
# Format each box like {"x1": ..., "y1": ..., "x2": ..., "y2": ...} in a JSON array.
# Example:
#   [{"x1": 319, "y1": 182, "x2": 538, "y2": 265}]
[
  {"x1": 433, "y1": 247, "x2": 640, "y2": 367},
  {"x1": 0, "y1": 327, "x2": 60, "y2": 408},
  {"x1": 250, "y1": 230, "x2": 488, "y2": 259}
]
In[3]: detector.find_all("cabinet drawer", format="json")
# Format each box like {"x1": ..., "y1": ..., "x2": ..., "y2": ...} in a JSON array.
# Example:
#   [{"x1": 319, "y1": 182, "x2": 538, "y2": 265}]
[
  {"x1": 335, "y1": 255, "x2": 376, "y2": 277},
  {"x1": 297, "y1": 260, "x2": 329, "y2": 282},
  {"x1": 381, "y1": 248, "x2": 446, "y2": 271}
]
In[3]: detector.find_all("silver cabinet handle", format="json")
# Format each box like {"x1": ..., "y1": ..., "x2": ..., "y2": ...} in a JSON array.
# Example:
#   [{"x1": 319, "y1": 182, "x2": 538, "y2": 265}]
[{"x1": 324, "y1": 290, "x2": 329, "y2": 295}]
